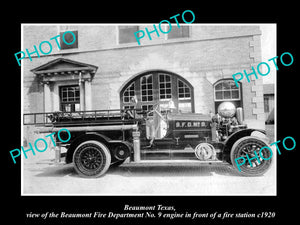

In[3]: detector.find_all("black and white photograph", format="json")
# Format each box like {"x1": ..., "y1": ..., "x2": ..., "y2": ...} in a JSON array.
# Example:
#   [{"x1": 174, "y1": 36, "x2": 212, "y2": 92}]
[
  {"x1": 4, "y1": 6, "x2": 298, "y2": 225},
  {"x1": 21, "y1": 23, "x2": 276, "y2": 195}
]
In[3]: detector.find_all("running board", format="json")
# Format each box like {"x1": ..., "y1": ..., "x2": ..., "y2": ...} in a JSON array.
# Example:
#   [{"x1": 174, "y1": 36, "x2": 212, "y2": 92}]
[
  {"x1": 128, "y1": 159, "x2": 226, "y2": 165},
  {"x1": 141, "y1": 149, "x2": 222, "y2": 153},
  {"x1": 140, "y1": 148, "x2": 222, "y2": 161}
]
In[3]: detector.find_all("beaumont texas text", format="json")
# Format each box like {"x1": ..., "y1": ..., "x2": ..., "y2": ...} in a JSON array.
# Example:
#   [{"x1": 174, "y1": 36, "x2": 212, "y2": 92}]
[{"x1": 124, "y1": 204, "x2": 175, "y2": 211}]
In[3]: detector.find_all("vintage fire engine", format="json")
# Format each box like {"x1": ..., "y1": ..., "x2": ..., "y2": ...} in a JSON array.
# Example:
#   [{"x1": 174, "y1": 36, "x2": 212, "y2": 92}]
[{"x1": 24, "y1": 101, "x2": 272, "y2": 177}]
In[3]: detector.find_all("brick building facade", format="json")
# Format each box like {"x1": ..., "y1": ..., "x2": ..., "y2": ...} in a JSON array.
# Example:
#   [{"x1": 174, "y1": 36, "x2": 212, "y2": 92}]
[{"x1": 22, "y1": 24, "x2": 264, "y2": 143}]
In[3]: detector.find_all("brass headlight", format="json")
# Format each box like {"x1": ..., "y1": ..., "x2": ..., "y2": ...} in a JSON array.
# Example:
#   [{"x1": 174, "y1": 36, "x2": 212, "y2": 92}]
[{"x1": 217, "y1": 102, "x2": 236, "y2": 118}]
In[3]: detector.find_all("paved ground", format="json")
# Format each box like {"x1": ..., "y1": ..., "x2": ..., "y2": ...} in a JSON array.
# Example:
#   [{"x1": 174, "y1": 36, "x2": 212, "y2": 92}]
[
  {"x1": 22, "y1": 124, "x2": 276, "y2": 195},
  {"x1": 22, "y1": 154, "x2": 276, "y2": 196}
]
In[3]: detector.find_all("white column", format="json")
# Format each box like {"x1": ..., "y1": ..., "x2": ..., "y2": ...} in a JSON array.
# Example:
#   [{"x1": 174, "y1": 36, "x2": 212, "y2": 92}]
[
  {"x1": 79, "y1": 80, "x2": 85, "y2": 111},
  {"x1": 52, "y1": 84, "x2": 60, "y2": 111},
  {"x1": 85, "y1": 79, "x2": 92, "y2": 110},
  {"x1": 44, "y1": 82, "x2": 52, "y2": 112}
]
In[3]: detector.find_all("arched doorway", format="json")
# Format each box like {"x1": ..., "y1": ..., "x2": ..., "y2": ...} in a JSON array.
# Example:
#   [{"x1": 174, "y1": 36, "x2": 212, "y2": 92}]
[{"x1": 120, "y1": 70, "x2": 195, "y2": 113}]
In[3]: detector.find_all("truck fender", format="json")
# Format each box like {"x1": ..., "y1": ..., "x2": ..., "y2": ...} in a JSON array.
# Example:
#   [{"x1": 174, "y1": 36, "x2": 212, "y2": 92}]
[
  {"x1": 223, "y1": 128, "x2": 267, "y2": 163},
  {"x1": 66, "y1": 132, "x2": 111, "y2": 164}
]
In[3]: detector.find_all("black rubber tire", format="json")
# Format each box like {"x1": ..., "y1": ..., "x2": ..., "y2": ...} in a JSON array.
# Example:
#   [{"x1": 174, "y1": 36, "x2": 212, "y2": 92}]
[
  {"x1": 73, "y1": 140, "x2": 111, "y2": 178},
  {"x1": 230, "y1": 136, "x2": 272, "y2": 176}
]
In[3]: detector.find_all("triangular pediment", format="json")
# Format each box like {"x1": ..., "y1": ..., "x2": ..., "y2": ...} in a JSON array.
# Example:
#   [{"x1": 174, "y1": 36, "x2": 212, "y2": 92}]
[{"x1": 31, "y1": 58, "x2": 98, "y2": 75}]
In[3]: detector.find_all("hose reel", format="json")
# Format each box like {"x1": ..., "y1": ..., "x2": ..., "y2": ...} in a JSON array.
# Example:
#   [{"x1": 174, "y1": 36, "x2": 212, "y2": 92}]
[{"x1": 194, "y1": 143, "x2": 216, "y2": 160}]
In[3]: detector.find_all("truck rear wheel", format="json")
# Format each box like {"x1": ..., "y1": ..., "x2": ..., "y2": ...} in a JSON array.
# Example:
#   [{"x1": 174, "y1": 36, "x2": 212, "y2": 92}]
[
  {"x1": 73, "y1": 140, "x2": 111, "y2": 178},
  {"x1": 230, "y1": 136, "x2": 272, "y2": 176}
]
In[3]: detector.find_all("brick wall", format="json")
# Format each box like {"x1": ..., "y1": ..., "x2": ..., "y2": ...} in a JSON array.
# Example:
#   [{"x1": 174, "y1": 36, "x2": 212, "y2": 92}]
[{"x1": 22, "y1": 25, "x2": 265, "y2": 145}]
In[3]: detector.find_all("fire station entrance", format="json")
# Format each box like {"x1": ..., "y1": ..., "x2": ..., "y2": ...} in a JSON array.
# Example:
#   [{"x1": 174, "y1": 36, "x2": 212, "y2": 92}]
[
  {"x1": 120, "y1": 70, "x2": 195, "y2": 113},
  {"x1": 120, "y1": 70, "x2": 195, "y2": 142}
]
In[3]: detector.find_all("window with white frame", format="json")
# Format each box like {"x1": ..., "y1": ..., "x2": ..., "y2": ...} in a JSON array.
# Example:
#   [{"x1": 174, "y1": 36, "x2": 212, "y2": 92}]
[
  {"x1": 178, "y1": 79, "x2": 191, "y2": 99},
  {"x1": 59, "y1": 85, "x2": 80, "y2": 112},
  {"x1": 123, "y1": 82, "x2": 135, "y2": 103},
  {"x1": 159, "y1": 74, "x2": 172, "y2": 100},
  {"x1": 120, "y1": 71, "x2": 194, "y2": 113},
  {"x1": 141, "y1": 74, "x2": 154, "y2": 102},
  {"x1": 214, "y1": 79, "x2": 240, "y2": 101},
  {"x1": 214, "y1": 79, "x2": 242, "y2": 112}
]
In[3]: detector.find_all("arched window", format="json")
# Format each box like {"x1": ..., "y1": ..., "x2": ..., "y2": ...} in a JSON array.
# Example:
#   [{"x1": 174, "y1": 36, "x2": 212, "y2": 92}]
[
  {"x1": 122, "y1": 82, "x2": 135, "y2": 109},
  {"x1": 120, "y1": 71, "x2": 194, "y2": 113},
  {"x1": 214, "y1": 79, "x2": 242, "y2": 111}
]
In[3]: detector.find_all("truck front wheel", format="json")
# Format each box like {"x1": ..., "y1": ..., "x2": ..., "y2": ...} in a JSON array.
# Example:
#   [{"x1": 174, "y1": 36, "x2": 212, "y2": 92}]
[
  {"x1": 230, "y1": 136, "x2": 272, "y2": 176},
  {"x1": 73, "y1": 140, "x2": 111, "y2": 178}
]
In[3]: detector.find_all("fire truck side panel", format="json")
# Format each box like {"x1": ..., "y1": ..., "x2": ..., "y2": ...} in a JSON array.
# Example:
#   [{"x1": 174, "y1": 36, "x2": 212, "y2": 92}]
[{"x1": 65, "y1": 130, "x2": 133, "y2": 164}]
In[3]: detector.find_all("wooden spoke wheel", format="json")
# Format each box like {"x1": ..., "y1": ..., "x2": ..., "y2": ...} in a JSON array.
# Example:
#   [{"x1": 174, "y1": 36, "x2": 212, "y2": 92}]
[
  {"x1": 230, "y1": 136, "x2": 272, "y2": 176},
  {"x1": 73, "y1": 140, "x2": 111, "y2": 178}
]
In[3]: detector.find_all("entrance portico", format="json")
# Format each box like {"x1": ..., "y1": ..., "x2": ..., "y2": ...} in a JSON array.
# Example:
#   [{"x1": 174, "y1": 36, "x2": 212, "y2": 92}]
[{"x1": 31, "y1": 58, "x2": 98, "y2": 112}]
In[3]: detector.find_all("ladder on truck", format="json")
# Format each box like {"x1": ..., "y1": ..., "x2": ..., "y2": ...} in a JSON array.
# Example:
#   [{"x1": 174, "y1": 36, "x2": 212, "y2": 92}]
[
  {"x1": 23, "y1": 109, "x2": 144, "y2": 127},
  {"x1": 23, "y1": 109, "x2": 144, "y2": 163}
]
